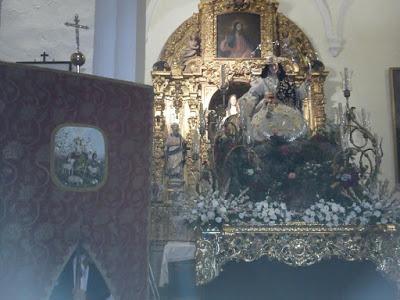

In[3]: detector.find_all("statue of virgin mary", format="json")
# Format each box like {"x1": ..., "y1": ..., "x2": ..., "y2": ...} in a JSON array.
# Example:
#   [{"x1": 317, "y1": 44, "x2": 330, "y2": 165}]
[{"x1": 239, "y1": 56, "x2": 311, "y2": 143}]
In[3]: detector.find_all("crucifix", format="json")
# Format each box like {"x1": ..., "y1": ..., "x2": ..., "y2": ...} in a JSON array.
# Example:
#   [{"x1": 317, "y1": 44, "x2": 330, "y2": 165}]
[
  {"x1": 65, "y1": 14, "x2": 89, "y2": 52},
  {"x1": 65, "y1": 14, "x2": 89, "y2": 73},
  {"x1": 40, "y1": 51, "x2": 49, "y2": 62}
]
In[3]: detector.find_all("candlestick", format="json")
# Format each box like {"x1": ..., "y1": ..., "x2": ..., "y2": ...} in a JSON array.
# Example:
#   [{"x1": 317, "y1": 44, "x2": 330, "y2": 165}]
[{"x1": 340, "y1": 67, "x2": 353, "y2": 104}]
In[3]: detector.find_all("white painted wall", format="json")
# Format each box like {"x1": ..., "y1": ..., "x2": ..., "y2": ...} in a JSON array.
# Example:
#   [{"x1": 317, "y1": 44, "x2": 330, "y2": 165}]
[
  {"x1": 93, "y1": 0, "x2": 146, "y2": 82},
  {"x1": 145, "y1": 0, "x2": 198, "y2": 83},
  {"x1": 92, "y1": 0, "x2": 117, "y2": 78},
  {"x1": 145, "y1": 0, "x2": 400, "y2": 186},
  {"x1": 0, "y1": 0, "x2": 95, "y2": 73}
]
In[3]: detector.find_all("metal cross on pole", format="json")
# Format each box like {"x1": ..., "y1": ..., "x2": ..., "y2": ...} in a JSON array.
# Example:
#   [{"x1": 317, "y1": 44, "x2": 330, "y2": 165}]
[
  {"x1": 64, "y1": 14, "x2": 89, "y2": 73},
  {"x1": 64, "y1": 14, "x2": 89, "y2": 52}
]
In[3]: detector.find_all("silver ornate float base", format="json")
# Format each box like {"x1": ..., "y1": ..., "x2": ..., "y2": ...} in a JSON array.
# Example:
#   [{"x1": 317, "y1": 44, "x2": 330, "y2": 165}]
[{"x1": 196, "y1": 224, "x2": 400, "y2": 291}]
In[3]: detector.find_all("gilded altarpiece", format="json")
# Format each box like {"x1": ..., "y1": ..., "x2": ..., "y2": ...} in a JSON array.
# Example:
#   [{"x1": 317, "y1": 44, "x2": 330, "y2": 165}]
[
  {"x1": 152, "y1": 0, "x2": 327, "y2": 203},
  {"x1": 150, "y1": 0, "x2": 400, "y2": 292}
]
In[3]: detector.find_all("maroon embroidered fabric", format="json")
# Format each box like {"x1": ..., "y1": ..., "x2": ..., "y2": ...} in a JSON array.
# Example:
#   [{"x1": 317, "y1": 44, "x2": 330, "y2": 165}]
[{"x1": 0, "y1": 62, "x2": 153, "y2": 300}]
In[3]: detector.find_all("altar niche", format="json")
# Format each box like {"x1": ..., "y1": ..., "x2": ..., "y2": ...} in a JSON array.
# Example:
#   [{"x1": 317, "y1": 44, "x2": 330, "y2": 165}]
[
  {"x1": 207, "y1": 82, "x2": 249, "y2": 143},
  {"x1": 208, "y1": 81, "x2": 250, "y2": 111}
]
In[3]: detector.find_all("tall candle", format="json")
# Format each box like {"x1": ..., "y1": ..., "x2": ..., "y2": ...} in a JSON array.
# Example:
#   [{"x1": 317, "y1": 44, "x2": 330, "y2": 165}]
[{"x1": 343, "y1": 67, "x2": 349, "y2": 91}]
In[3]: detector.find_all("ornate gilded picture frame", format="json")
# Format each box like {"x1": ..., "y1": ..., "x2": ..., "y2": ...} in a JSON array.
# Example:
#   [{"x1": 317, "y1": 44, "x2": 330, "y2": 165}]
[
  {"x1": 391, "y1": 68, "x2": 400, "y2": 186},
  {"x1": 50, "y1": 124, "x2": 108, "y2": 192},
  {"x1": 200, "y1": 0, "x2": 277, "y2": 61},
  {"x1": 217, "y1": 12, "x2": 261, "y2": 59}
]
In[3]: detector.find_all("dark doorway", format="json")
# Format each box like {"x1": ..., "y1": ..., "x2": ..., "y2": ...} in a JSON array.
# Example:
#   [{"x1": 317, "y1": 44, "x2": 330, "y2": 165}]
[{"x1": 199, "y1": 258, "x2": 398, "y2": 300}]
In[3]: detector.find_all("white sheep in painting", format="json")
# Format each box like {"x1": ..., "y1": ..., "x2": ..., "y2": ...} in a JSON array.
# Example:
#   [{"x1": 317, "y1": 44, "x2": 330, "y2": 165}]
[{"x1": 68, "y1": 175, "x2": 83, "y2": 186}]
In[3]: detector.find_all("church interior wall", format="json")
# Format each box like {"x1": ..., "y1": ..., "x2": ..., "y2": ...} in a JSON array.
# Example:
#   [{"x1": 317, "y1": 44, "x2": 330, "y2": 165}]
[
  {"x1": 145, "y1": 0, "x2": 400, "y2": 188},
  {"x1": 0, "y1": 0, "x2": 95, "y2": 73}
]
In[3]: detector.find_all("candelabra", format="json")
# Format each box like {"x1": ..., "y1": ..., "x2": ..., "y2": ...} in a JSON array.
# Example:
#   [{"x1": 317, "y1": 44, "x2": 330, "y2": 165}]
[{"x1": 337, "y1": 67, "x2": 382, "y2": 185}]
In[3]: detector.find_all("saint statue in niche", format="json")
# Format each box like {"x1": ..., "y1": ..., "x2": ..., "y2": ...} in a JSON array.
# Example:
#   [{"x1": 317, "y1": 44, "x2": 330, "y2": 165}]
[
  {"x1": 164, "y1": 123, "x2": 187, "y2": 180},
  {"x1": 220, "y1": 94, "x2": 241, "y2": 126},
  {"x1": 217, "y1": 13, "x2": 261, "y2": 58},
  {"x1": 226, "y1": 94, "x2": 240, "y2": 117}
]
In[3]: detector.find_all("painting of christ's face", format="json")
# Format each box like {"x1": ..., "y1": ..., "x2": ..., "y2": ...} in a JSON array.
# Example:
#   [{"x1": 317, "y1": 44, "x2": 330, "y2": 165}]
[
  {"x1": 217, "y1": 12, "x2": 261, "y2": 59},
  {"x1": 235, "y1": 22, "x2": 243, "y2": 31}
]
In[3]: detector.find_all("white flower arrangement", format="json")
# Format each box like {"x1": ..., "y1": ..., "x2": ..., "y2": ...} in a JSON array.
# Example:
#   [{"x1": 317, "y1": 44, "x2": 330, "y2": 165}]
[
  {"x1": 182, "y1": 189, "x2": 250, "y2": 226},
  {"x1": 246, "y1": 199, "x2": 293, "y2": 226},
  {"x1": 182, "y1": 190, "x2": 293, "y2": 227},
  {"x1": 301, "y1": 197, "x2": 392, "y2": 227},
  {"x1": 182, "y1": 181, "x2": 399, "y2": 228},
  {"x1": 302, "y1": 199, "x2": 346, "y2": 226}
]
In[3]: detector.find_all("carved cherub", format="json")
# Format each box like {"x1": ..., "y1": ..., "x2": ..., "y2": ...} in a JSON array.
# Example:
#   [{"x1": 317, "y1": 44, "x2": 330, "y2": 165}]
[{"x1": 181, "y1": 33, "x2": 201, "y2": 64}]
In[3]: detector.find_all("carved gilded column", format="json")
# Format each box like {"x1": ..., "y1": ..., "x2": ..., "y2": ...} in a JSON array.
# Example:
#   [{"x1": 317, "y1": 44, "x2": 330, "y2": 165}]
[
  {"x1": 262, "y1": 0, "x2": 279, "y2": 56},
  {"x1": 310, "y1": 72, "x2": 328, "y2": 131},
  {"x1": 294, "y1": 72, "x2": 328, "y2": 132},
  {"x1": 151, "y1": 74, "x2": 170, "y2": 189},
  {"x1": 199, "y1": 0, "x2": 215, "y2": 62},
  {"x1": 185, "y1": 76, "x2": 202, "y2": 191}
]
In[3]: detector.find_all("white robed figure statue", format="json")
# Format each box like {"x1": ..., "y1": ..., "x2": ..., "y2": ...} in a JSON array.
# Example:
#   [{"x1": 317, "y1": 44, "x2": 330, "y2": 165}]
[
  {"x1": 72, "y1": 252, "x2": 90, "y2": 300},
  {"x1": 165, "y1": 123, "x2": 186, "y2": 179},
  {"x1": 239, "y1": 56, "x2": 311, "y2": 142}
]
